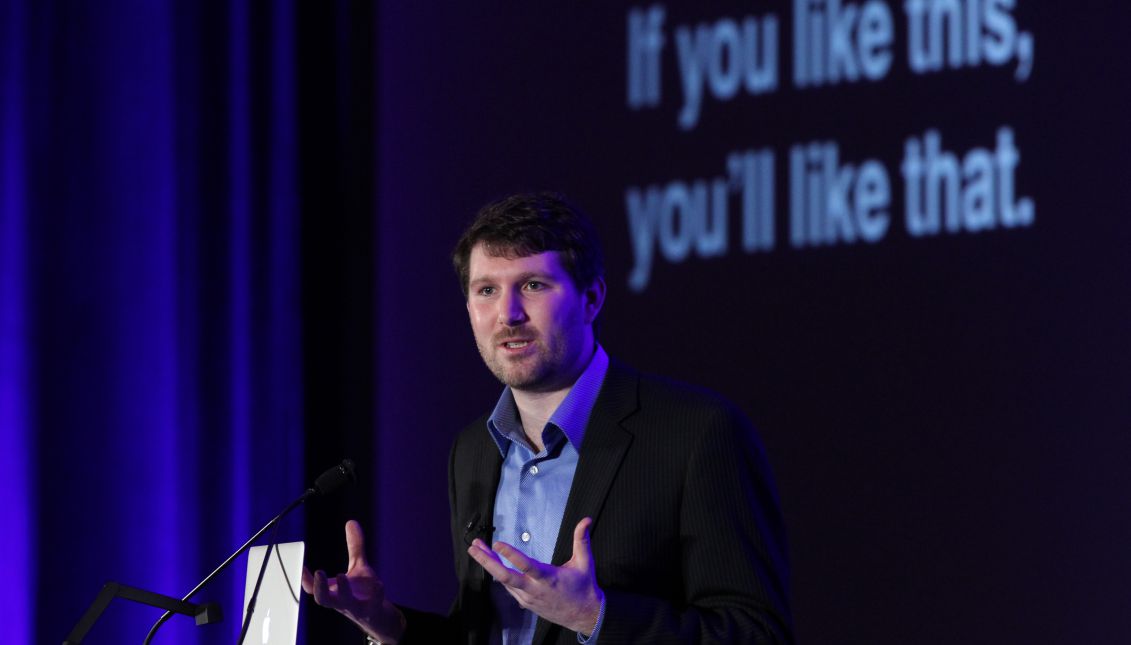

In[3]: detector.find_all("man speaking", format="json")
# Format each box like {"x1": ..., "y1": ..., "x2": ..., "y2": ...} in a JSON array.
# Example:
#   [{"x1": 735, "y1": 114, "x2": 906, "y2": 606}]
[{"x1": 303, "y1": 193, "x2": 793, "y2": 644}]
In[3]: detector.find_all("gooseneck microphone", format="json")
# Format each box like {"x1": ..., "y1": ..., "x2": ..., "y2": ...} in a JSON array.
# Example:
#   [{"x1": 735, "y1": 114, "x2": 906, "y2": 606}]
[
  {"x1": 141, "y1": 459, "x2": 357, "y2": 645},
  {"x1": 312, "y1": 459, "x2": 357, "y2": 497}
]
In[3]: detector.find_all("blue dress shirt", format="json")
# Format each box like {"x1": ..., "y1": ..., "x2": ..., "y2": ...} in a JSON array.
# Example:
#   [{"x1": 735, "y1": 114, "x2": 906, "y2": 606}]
[{"x1": 485, "y1": 345, "x2": 610, "y2": 645}]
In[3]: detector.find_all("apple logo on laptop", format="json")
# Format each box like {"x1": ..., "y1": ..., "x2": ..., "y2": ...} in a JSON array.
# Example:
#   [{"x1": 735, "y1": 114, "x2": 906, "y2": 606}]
[{"x1": 261, "y1": 608, "x2": 272, "y2": 644}]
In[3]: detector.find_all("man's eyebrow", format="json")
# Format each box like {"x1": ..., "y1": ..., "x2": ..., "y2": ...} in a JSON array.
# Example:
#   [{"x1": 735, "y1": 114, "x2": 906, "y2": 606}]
[{"x1": 470, "y1": 271, "x2": 554, "y2": 285}]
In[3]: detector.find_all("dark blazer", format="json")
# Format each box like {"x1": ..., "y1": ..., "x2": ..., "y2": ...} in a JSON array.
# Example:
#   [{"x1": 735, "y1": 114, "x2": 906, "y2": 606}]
[{"x1": 401, "y1": 360, "x2": 793, "y2": 644}]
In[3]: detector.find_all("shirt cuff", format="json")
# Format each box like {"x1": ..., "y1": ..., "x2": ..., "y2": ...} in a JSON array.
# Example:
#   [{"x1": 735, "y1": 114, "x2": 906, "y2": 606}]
[{"x1": 577, "y1": 596, "x2": 607, "y2": 644}]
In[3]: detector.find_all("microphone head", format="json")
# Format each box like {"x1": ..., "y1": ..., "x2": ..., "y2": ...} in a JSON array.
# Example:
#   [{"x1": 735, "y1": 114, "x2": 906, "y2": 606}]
[{"x1": 312, "y1": 459, "x2": 357, "y2": 496}]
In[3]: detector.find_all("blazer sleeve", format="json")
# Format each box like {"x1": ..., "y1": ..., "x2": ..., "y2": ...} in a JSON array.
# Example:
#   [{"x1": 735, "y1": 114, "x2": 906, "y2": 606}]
[{"x1": 596, "y1": 398, "x2": 793, "y2": 644}]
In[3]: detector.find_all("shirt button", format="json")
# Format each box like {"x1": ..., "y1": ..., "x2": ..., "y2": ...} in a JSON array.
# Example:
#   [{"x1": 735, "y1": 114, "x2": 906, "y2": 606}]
[
  {"x1": 520, "y1": 531, "x2": 531, "y2": 542},
  {"x1": 528, "y1": 465, "x2": 539, "y2": 475}
]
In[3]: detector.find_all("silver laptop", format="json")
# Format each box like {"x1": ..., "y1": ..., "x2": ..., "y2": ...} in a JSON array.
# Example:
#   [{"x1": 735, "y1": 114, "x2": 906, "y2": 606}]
[{"x1": 242, "y1": 541, "x2": 305, "y2": 645}]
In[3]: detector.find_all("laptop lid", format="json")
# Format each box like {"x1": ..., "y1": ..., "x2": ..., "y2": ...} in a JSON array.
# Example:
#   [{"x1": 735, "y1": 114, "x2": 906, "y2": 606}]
[{"x1": 242, "y1": 541, "x2": 304, "y2": 645}]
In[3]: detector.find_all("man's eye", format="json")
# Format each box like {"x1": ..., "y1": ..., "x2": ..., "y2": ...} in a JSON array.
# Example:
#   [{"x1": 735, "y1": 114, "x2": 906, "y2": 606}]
[
  {"x1": 478, "y1": 286, "x2": 496, "y2": 296},
  {"x1": 525, "y1": 281, "x2": 544, "y2": 291}
]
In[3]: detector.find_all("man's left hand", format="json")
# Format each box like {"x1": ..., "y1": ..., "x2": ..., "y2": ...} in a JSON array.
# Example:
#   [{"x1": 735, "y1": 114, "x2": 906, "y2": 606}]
[{"x1": 468, "y1": 516, "x2": 604, "y2": 635}]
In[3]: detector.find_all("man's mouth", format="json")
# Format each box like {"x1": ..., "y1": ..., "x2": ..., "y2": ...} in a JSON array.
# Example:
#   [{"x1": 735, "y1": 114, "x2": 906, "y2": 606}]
[
  {"x1": 494, "y1": 328, "x2": 536, "y2": 352},
  {"x1": 497, "y1": 337, "x2": 534, "y2": 352}
]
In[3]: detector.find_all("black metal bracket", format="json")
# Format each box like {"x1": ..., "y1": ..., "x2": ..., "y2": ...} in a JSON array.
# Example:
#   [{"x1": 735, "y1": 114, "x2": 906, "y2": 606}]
[{"x1": 63, "y1": 581, "x2": 222, "y2": 644}]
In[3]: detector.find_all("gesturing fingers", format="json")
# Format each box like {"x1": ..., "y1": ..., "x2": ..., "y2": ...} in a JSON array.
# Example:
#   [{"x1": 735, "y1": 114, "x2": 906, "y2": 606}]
[
  {"x1": 569, "y1": 517, "x2": 595, "y2": 570},
  {"x1": 301, "y1": 566, "x2": 315, "y2": 595},
  {"x1": 306, "y1": 519, "x2": 373, "y2": 608},
  {"x1": 466, "y1": 522, "x2": 605, "y2": 633},
  {"x1": 311, "y1": 569, "x2": 334, "y2": 607},
  {"x1": 468, "y1": 539, "x2": 528, "y2": 587},
  {"x1": 308, "y1": 569, "x2": 367, "y2": 612},
  {"x1": 344, "y1": 520, "x2": 369, "y2": 572},
  {"x1": 336, "y1": 573, "x2": 354, "y2": 601},
  {"x1": 492, "y1": 541, "x2": 548, "y2": 582},
  {"x1": 466, "y1": 540, "x2": 552, "y2": 611}
]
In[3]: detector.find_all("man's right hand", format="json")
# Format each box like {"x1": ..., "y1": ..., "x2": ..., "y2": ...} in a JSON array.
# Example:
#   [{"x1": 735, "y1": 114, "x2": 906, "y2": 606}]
[{"x1": 302, "y1": 520, "x2": 407, "y2": 644}]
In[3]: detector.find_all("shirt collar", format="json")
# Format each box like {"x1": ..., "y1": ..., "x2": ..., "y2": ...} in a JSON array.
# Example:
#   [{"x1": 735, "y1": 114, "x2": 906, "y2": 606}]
[{"x1": 486, "y1": 344, "x2": 610, "y2": 456}]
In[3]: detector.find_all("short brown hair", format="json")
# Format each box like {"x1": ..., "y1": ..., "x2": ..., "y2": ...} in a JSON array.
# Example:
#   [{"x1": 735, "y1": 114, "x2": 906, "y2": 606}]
[{"x1": 452, "y1": 192, "x2": 605, "y2": 297}]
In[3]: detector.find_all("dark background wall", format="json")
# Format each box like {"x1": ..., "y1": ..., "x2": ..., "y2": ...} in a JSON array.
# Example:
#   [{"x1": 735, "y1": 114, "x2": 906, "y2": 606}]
[
  {"x1": 370, "y1": 3, "x2": 1131, "y2": 644},
  {"x1": 4, "y1": 2, "x2": 1129, "y2": 644}
]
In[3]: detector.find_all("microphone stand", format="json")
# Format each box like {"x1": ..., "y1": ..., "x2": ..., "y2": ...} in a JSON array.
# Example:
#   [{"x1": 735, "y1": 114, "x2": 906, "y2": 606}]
[
  {"x1": 140, "y1": 491, "x2": 313, "y2": 645},
  {"x1": 140, "y1": 459, "x2": 355, "y2": 644}
]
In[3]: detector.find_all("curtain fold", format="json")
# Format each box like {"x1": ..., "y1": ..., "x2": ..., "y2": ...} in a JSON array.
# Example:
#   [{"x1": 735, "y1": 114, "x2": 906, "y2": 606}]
[{"x1": 1, "y1": 0, "x2": 33, "y2": 642}]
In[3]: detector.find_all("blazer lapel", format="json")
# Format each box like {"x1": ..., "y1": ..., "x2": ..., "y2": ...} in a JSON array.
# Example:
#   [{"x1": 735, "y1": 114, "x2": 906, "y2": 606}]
[
  {"x1": 459, "y1": 425, "x2": 504, "y2": 594},
  {"x1": 453, "y1": 424, "x2": 504, "y2": 645},
  {"x1": 532, "y1": 361, "x2": 639, "y2": 645}
]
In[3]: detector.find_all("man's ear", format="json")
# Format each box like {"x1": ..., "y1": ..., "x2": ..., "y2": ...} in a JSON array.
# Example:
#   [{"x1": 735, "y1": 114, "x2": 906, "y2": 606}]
[{"x1": 583, "y1": 276, "x2": 607, "y2": 324}]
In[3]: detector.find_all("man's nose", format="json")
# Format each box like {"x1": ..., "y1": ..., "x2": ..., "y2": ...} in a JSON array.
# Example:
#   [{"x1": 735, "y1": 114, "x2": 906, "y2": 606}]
[{"x1": 498, "y1": 290, "x2": 527, "y2": 326}]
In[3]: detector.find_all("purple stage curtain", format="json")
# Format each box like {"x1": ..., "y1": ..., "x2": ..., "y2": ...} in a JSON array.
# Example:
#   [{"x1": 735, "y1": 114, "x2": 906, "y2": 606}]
[{"x1": 1, "y1": 1, "x2": 304, "y2": 642}]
